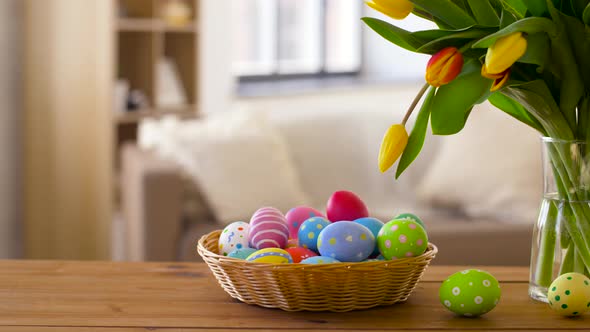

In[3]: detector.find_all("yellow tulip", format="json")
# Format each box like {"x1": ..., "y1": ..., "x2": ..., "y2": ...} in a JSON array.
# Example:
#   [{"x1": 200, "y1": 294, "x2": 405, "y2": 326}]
[
  {"x1": 481, "y1": 65, "x2": 511, "y2": 92},
  {"x1": 366, "y1": 0, "x2": 413, "y2": 20},
  {"x1": 378, "y1": 124, "x2": 409, "y2": 173},
  {"x1": 484, "y1": 32, "x2": 527, "y2": 75}
]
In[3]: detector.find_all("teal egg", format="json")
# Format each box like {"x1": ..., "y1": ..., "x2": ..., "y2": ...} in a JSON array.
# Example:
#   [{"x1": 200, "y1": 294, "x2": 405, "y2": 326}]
[
  {"x1": 395, "y1": 213, "x2": 426, "y2": 229},
  {"x1": 301, "y1": 256, "x2": 340, "y2": 264},
  {"x1": 227, "y1": 247, "x2": 257, "y2": 260},
  {"x1": 354, "y1": 217, "x2": 384, "y2": 256}
]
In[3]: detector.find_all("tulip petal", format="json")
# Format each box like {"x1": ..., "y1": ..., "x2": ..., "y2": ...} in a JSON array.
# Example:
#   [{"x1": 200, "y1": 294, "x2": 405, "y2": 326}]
[
  {"x1": 366, "y1": 0, "x2": 413, "y2": 20},
  {"x1": 485, "y1": 32, "x2": 527, "y2": 75},
  {"x1": 378, "y1": 124, "x2": 409, "y2": 173},
  {"x1": 490, "y1": 69, "x2": 510, "y2": 92},
  {"x1": 425, "y1": 47, "x2": 463, "y2": 87}
]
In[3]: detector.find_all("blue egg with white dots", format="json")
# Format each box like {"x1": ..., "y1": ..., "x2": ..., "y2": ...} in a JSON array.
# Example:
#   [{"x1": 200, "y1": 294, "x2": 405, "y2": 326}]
[
  {"x1": 301, "y1": 256, "x2": 341, "y2": 264},
  {"x1": 297, "y1": 217, "x2": 331, "y2": 252},
  {"x1": 353, "y1": 217, "x2": 384, "y2": 256},
  {"x1": 227, "y1": 247, "x2": 257, "y2": 260},
  {"x1": 317, "y1": 222, "x2": 375, "y2": 262}
]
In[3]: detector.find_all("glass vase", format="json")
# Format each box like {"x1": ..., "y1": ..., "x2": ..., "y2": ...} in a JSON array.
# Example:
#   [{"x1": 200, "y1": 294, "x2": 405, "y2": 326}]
[{"x1": 529, "y1": 138, "x2": 590, "y2": 302}]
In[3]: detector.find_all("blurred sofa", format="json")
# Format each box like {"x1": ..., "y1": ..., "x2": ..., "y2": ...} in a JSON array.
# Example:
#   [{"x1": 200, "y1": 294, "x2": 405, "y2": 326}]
[{"x1": 119, "y1": 99, "x2": 542, "y2": 265}]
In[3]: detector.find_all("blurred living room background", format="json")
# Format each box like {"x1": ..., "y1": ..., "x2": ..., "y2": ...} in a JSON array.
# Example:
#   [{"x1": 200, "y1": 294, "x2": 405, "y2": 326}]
[{"x1": 3, "y1": 0, "x2": 540, "y2": 264}]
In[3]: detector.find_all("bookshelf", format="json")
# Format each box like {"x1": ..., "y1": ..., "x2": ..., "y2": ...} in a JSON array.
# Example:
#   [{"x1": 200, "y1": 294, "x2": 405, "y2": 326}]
[{"x1": 115, "y1": 0, "x2": 200, "y2": 160}]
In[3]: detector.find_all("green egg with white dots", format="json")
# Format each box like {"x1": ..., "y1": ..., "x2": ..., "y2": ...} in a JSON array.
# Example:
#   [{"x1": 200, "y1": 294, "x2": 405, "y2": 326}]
[
  {"x1": 377, "y1": 219, "x2": 428, "y2": 260},
  {"x1": 547, "y1": 272, "x2": 590, "y2": 317},
  {"x1": 439, "y1": 269, "x2": 501, "y2": 317}
]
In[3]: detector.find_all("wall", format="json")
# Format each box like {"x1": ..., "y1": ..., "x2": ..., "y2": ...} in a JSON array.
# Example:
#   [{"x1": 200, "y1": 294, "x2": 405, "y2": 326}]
[{"x1": 0, "y1": 0, "x2": 22, "y2": 258}]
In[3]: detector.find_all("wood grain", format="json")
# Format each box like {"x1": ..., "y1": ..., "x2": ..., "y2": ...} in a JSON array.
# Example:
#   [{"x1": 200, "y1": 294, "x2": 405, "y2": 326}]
[{"x1": 0, "y1": 261, "x2": 585, "y2": 331}]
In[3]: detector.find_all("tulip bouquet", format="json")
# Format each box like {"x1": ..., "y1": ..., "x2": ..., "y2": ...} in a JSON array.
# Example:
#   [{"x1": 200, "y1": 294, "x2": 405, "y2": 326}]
[{"x1": 364, "y1": 0, "x2": 590, "y2": 300}]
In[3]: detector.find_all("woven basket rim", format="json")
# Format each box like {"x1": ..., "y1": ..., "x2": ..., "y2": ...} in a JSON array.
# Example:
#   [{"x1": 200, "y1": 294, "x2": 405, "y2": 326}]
[{"x1": 197, "y1": 229, "x2": 438, "y2": 268}]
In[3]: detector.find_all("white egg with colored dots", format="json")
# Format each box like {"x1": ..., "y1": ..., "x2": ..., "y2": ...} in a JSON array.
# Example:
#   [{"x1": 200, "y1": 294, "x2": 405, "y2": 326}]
[
  {"x1": 218, "y1": 221, "x2": 250, "y2": 256},
  {"x1": 297, "y1": 217, "x2": 331, "y2": 252},
  {"x1": 317, "y1": 222, "x2": 375, "y2": 262},
  {"x1": 548, "y1": 272, "x2": 590, "y2": 316}
]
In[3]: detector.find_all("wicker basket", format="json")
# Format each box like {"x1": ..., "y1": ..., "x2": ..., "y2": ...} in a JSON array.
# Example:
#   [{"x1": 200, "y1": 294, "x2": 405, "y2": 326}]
[{"x1": 197, "y1": 230, "x2": 437, "y2": 312}]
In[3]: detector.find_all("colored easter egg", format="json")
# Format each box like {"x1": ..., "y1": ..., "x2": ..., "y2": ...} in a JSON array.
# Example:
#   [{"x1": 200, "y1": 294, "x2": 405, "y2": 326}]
[
  {"x1": 285, "y1": 206, "x2": 325, "y2": 238},
  {"x1": 326, "y1": 190, "x2": 369, "y2": 222},
  {"x1": 354, "y1": 217, "x2": 384, "y2": 256},
  {"x1": 301, "y1": 256, "x2": 340, "y2": 264},
  {"x1": 246, "y1": 248, "x2": 293, "y2": 264},
  {"x1": 249, "y1": 207, "x2": 289, "y2": 249},
  {"x1": 377, "y1": 219, "x2": 428, "y2": 260},
  {"x1": 548, "y1": 272, "x2": 590, "y2": 316},
  {"x1": 298, "y1": 217, "x2": 331, "y2": 252},
  {"x1": 218, "y1": 221, "x2": 250, "y2": 256},
  {"x1": 395, "y1": 213, "x2": 426, "y2": 229},
  {"x1": 317, "y1": 222, "x2": 375, "y2": 262},
  {"x1": 227, "y1": 247, "x2": 257, "y2": 260},
  {"x1": 286, "y1": 247, "x2": 318, "y2": 263},
  {"x1": 439, "y1": 269, "x2": 501, "y2": 317}
]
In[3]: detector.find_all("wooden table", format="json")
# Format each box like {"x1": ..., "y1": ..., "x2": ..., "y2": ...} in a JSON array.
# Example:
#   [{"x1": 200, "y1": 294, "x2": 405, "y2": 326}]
[{"x1": 0, "y1": 261, "x2": 585, "y2": 331}]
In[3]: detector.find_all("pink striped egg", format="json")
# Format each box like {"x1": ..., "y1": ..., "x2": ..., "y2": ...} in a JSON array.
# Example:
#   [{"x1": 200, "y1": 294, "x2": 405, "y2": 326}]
[{"x1": 249, "y1": 207, "x2": 289, "y2": 249}]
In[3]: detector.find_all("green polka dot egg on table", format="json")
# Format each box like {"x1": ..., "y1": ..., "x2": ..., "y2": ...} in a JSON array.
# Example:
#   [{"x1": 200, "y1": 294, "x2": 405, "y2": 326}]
[
  {"x1": 548, "y1": 272, "x2": 590, "y2": 317},
  {"x1": 439, "y1": 269, "x2": 501, "y2": 317}
]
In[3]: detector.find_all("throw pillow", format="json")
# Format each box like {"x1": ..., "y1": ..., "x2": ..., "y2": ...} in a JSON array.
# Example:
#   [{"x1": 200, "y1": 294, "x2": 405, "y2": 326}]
[{"x1": 141, "y1": 111, "x2": 310, "y2": 225}]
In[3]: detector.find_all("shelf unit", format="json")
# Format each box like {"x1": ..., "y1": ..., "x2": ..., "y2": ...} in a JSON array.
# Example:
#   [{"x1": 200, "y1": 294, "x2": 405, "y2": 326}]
[{"x1": 114, "y1": 0, "x2": 199, "y2": 157}]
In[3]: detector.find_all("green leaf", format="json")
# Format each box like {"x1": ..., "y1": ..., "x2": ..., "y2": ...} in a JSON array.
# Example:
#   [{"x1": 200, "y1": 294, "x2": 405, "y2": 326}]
[
  {"x1": 409, "y1": 0, "x2": 477, "y2": 29},
  {"x1": 430, "y1": 60, "x2": 493, "y2": 135},
  {"x1": 570, "y1": 0, "x2": 588, "y2": 18},
  {"x1": 488, "y1": 91, "x2": 546, "y2": 134},
  {"x1": 361, "y1": 18, "x2": 426, "y2": 52},
  {"x1": 521, "y1": 0, "x2": 549, "y2": 16},
  {"x1": 584, "y1": 3, "x2": 590, "y2": 24},
  {"x1": 416, "y1": 28, "x2": 492, "y2": 53},
  {"x1": 546, "y1": 5, "x2": 584, "y2": 130},
  {"x1": 502, "y1": 80, "x2": 574, "y2": 139},
  {"x1": 560, "y1": 12, "x2": 590, "y2": 96},
  {"x1": 396, "y1": 87, "x2": 436, "y2": 179},
  {"x1": 500, "y1": 8, "x2": 518, "y2": 28},
  {"x1": 517, "y1": 33, "x2": 551, "y2": 71},
  {"x1": 467, "y1": 0, "x2": 500, "y2": 26},
  {"x1": 472, "y1": 17, "x2": 557, "y2": 48},
  {"x1": 501, "y1": 0, "x2": 528, "y2": 18}
]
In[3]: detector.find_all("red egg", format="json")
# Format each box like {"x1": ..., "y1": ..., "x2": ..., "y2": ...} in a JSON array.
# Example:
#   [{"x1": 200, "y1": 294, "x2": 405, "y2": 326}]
[
  {"x1": 286, "y1": 247, "x2": 318, "y2": 263},
  {"x1": 326, "y1": 190, "x2": 369, "y2": 222}
]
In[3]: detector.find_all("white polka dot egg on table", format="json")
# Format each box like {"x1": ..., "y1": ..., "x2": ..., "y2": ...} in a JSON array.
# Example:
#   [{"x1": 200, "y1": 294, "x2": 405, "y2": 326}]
[
  {"x1": 297, "y1": 217, "x2": 331, "y2": 252},
  {"x1": 439, "y1": 269, "x2": 501, "y2": 317},
  {"x1": 547, "y1": 272, "x2": 590, "y2": 317},
  {"x1": 246, "y1": 248, "x2": 293, "y2": 264},
  {"x1": 377, "y1": 219, "x2": 428, "y2": 260},
  {"x1": 317, "y1": 221, "x2": 375, "y2": 262},
  {"x1": 218, "y1": 221, "x2": 250, "y2": 256}
]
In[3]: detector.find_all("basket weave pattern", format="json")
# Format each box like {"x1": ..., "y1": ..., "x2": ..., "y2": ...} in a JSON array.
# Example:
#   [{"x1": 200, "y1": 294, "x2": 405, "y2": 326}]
[{"x1": 198, "y1": 230, "x2": 437, "y2": 312}]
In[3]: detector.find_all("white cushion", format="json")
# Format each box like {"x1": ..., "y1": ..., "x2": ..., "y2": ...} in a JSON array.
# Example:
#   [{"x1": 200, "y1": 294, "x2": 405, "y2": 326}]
[
  {"x1": 139, "y1": 111, "x2": 310, "y2": 225},
  {"x1": 416, "y1": 102, "x2": 542, "y2": 224}
]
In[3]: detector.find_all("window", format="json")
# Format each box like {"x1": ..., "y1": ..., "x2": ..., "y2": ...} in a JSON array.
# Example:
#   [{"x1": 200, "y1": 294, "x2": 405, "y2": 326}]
[{"x1": 231, "y1": 0, "x2": 362, "y2": 80}]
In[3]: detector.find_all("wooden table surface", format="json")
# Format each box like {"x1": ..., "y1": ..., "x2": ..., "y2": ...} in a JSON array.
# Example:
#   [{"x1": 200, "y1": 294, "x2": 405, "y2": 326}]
[{"x1": 0, "y1": 261, "x2": 585, "y2": 331}]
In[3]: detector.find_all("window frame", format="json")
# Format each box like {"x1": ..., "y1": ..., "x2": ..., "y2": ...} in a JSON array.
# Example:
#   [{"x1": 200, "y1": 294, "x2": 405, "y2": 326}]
[{"x1": 237, "y1": 0, "x2": 364, "y2": 82}]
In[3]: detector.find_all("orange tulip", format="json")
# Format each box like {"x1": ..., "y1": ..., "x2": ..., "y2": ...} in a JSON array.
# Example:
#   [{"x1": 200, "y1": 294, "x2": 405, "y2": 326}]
[{"x1": 425, "y1": 47, "x2": 464, "y2": 87}]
